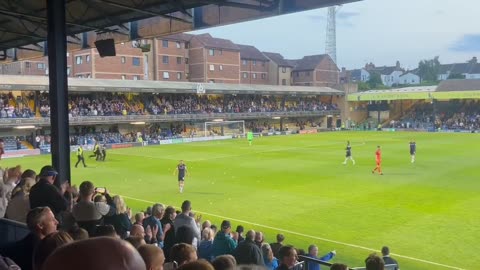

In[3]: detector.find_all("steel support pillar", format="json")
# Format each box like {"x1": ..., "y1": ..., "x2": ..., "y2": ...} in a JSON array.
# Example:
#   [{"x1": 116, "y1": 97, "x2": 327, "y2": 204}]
[{"x1": 47, "y1": 0, "x2": 71, "y2": 183}]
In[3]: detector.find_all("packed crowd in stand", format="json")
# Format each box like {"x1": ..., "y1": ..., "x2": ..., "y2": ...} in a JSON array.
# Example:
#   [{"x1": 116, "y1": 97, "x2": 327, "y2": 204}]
[
  {"x1": 0, "y1": 92, "x2": 338, "y2": 119},
  {"x1": 0, "y1": 164, "x2": 400, "y2": 270}
]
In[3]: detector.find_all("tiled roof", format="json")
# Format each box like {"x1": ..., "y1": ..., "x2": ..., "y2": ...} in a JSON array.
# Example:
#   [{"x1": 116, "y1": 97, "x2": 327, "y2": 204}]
[
  {"x1": 237, "y1": 44, "x2": 269, "y2": 61},
  {"x1": 194, "y1": 33, "x2": 240, "y2": 51},
  {"x1": 262, "y1": 52, "x2": 292, "y2": 67}
]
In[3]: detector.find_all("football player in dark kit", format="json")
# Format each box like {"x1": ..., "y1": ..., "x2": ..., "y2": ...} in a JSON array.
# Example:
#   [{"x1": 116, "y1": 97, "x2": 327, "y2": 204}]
[
  {"x1": 410, "y1": 140, "x2": 416, "y2": 163},
  {"x1": 174, "y1": 160, "x2": 188, "y2": 193},
  {"x1": 342, "y1": 141, "x2": 355, "y2": 165}
]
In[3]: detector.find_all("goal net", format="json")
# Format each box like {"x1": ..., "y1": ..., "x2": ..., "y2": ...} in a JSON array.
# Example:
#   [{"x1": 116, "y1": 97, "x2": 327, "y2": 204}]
[{"x1": 204, "y1": 120, "x2": 245, "y2": 138}]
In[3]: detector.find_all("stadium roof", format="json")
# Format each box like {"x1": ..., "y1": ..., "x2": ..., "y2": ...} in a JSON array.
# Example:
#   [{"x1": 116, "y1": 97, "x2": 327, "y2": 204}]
[
  {"x1": 347, "y1": 80, "x2": 480, "y2": 101},
  {"x1": 0, "y1": 75, "x2": 344, "y2": 95},
  {"x1": 0, "y1": 0, "x2": 362, "y2": 61}
]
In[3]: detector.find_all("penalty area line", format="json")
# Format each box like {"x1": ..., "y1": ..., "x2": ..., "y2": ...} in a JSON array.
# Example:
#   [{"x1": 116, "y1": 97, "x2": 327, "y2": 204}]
[{"x1": 121, "y1": 195, "x2": 464, "y2": 270}]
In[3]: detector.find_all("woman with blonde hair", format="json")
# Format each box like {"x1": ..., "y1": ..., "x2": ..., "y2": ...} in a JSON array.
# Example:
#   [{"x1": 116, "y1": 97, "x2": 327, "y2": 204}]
[
  {"x1": 261, "y1": 243, "x2": 279, "y2": 270},
  {"x1": 104, "y1": 195, "x2": 132, "y2": 238},
  {"x1": 198, "y1": 227, "x2": 215, "y2": 261},
  {"x1": 5, "y1": 176, "x2": 36, "y2": 222}
]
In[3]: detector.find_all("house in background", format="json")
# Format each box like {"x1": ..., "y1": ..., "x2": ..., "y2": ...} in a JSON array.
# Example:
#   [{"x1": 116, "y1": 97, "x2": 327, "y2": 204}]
[
  {"x1": 237, "y1": 44, "x2": 269, "y2": 85},
  {"x1": 263, "y1": 52, "x2": 294, "y2": 85},
  {"x1": 437, "y1": 57, "x2": 480, "y2": 80},
  {"x1": 291, "y1": 54, "x2": 339, "y2": 87},
  {"x1": 189, "y1": 33, "x2": 241, "y2": 84},
  {"x1": 366, "y1": 61, "x2": 404, "y2": 87},
  {"x1": 340, "y1": 68, "x2": 370, "y2": 83}
]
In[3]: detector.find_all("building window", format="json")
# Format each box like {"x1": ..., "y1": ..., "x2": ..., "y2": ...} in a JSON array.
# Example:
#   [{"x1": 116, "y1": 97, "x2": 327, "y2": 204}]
[
  {"x1": 253, "y1": 60, "x2": 257, "y2": 66},
  {"x1": 86, "y1": 74, "x2": 91, "y2": 78},
  {"x1": 177, "y1": 57, "x2": 182, "y2": 64},
  {"x1": 282, "y1": 67, "x2": 286, "y2": 73},
  {"x1": 185, "y1": 58, "x2": 189, "y2": 64},
  {"x1": 75, "y1": 56, "x2": 82, "y2": 65},
  {"x1": 282, "y1": 79, "x2": 287, "y2": 85},
  {"x1": 86, "y1": 55, "x2": 90, "y2": 63},
  {"x1": 177, "y1": 72, "x2": 182, "y2": 80},
  {"x1": 261, "y1": 73, "x2": 266, "y2": 79},
  {"x1": 37, "y1": 63, "x2": 45, "y2": 70},
  {"x1": 25, "y1": 62, "x2": 31, "y2": 68},
  {"x1": 185, "y1": 42, "x2": 190, "y2": 49},
  {"x1": 176, "y1": 42, "x2": 181, "y2": 48},
  {"x1": 133, "y1": 75, "x2": 139, "y2": 80},
  {"x1": 121, "y1": 56, "x2": 126, "y2": 64},
  {"x1": 67, "y1": 67, "x2": 71, "y2": 75},
  {"x1": 209, "y1": 49, "x2": 214, "y2": 56},
  {"x1": 121, "y1": 75, "x2": 126, "y2": 80},
  {"x1": 243, "y1": 72, "x2": 248, "y2": 78},
  {"x1": 163, "y1": 72, "x2": 169, "y2": 79},
  {"x1": 162, "y1": 40, "x2": 168, "y2": 48},
  {"x1": 133, "y1": 57, "x2": 141, "y2": 66},
  {"x1": 253, "y1": 73, "x2": 257, "y2": 79},
  {"x1": 219, "y1": 65, "x2": 223, "y2": 71},
  {"x1": 242, "y1": 59, "x2": 247, "y2": 65},
  {"x1": 162, "y1": 56, "x2": 169, "y2": 64},
  {"x1": 209, "y1": 64, "x2": 215, "y2": 71}
]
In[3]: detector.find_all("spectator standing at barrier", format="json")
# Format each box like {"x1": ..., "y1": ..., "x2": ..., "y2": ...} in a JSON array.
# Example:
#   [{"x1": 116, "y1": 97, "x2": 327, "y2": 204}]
[
  {"x1": 233, "y1": 229, "x2": 263, "y2": 265},
  {"x1": 174, "y1": 200, "x2": 201, "y2": 247},
  {"x1": 143, "y1": 203, "x2": 167, "y2": 247},
  {"x1": 365, "y1": 253, "x2": 385, "y2": 270},
  {"x1": 306, "y1": 245, "x2": 336, "y2": 270},
  {"x1": 75, "y1": 145, "x2": 87, "y2": 168},
  {"x1": 276, "y1": 246, "x2": 298, "y2": 270},
  {"x1": 381, "y1": 246, "x2": 399, "y2": 270},
  {"x1": 270, "y1": 234, "x2": 285, "y2": 258}
]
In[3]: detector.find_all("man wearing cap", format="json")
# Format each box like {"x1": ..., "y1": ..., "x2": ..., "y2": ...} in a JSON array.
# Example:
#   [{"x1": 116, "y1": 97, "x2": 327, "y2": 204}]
[
  {"x1": 29, "y1": 165, "x2": 68, "y2": 218},
  {"x1": 211, "y1": 220, "x2": 237, "y2": 258}
]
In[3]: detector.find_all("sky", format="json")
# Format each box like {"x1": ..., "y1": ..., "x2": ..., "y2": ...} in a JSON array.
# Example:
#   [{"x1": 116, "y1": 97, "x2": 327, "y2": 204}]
[{"x1": 191, "y1": 0, "x2": 480, "y2": 70}]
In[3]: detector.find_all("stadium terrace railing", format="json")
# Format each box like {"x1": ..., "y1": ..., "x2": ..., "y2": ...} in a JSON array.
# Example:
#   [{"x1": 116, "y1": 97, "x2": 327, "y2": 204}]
[
  {"x1": 298, "y1": 255, "x2": 397, "y2": 270},
  {"x1": 0, "y1": 218, "x2": 29, "y2": 247},
  {"x1": 0, "y1": 110, "x2": 340, "y2": 127}
]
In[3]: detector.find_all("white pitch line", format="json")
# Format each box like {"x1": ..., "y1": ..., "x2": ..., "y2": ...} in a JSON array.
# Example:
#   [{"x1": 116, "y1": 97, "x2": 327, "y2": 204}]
[
  {"x1": 121, "y1": 195, "x2": 464, "y2": 270},
  {"x1": 109, "y1": 141, "x2": 365, "y2": 162}
]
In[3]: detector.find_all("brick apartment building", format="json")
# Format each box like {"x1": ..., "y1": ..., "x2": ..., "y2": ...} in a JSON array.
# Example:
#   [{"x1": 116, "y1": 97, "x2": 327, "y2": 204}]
[
  {"x1": 291, "y1": 54, "x2": 339, "y2": 87},
  {"x1": 0, "y1": 34, "x2": 341, "y2": 88},
  {"x1": 263, "y1": 52, "x2": 294, "y2": 85},
  {"x1": 237, "y1": 44, "x2": 269, "y2": 85},
  {"x1": 152, "y1": 33, "x2": 192, "y2": 82},
  {"x1": 189, "y1": 33, "x2": 241, "y2": 84}
]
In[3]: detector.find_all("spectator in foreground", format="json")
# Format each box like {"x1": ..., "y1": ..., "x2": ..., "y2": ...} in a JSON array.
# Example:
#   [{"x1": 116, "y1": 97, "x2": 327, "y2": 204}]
[
  {"x1": 143, "y1": 203, "x2": 167, "y2": 247},
  {"x1": 365, "y1": 253, "x2": 385, "y2": 270},
  {"x1": 211, "y1": 220, "x2": 237, "y2": 257},
  {"x1": 173, "y1": 200, "x2": 201, "y2": 247},
  {"x1": 165, "y1": 243, "x2": 197, "y2": 270},
  {"x1": 276, "y1": 246, "x2": 298, "y2": 270},
  {"x1": 42, "y1": 237, "x2": 147, "y2": 270},
  {"x1": 211, "y1": 255, "x2": 236, "y2": 270},
  {"x1": 234, "y1": 230, "x2": 263, "y2": 265},
  {"x1": 330, "y1": 263, "x2": 348, "y2": 270},
  {"x1": 261, "y1": 243, "x2": 279, "y2": 270},
  {"x1": 381, "y1": 246, "x2": 399, "y2": 270},
  {"x1": 0, "y1": 207, "x2": 58, "y2": 270},
  {"x1": 33, "y1": 231, "x2": 74, "y2": 270},
  {"x1": 29, "y1": 166, "x2": 68, "y2": 219},
  {"x1": 5, "y1": 175, "x2": 35, "y2": 222},
  {"x1": 161, "y1": 206, "x2": 177, "y2": 259},
  {"x1": 138, "y1": 244, "x2": 165, "y2": 270},
  {"x1": 104, "y1": 195, "x2": 132, "y2": 238},
  {"x1": 177, "y1": 260, "x2": 215, "y2": 270},
  {"x1": 306, "y1": 244, "x2": 336, "y2": 270},
  {"x1": 270, "y1": 233, "x2": 284, "y2": 258}
]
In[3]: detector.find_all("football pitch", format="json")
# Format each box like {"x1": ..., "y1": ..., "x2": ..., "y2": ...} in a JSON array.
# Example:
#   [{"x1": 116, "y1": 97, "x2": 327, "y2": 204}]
[{"x1": 3, "y1": 131, "x2": 479, "y2": 270}]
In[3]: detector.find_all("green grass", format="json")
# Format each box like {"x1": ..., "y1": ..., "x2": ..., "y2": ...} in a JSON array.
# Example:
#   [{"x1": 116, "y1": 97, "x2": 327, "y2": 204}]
[{"x1": 3, "y1": 131, "x2": 479, "y2": 270}]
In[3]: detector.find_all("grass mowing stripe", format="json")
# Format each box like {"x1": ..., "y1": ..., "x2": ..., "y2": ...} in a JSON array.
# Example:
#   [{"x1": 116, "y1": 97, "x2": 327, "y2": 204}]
[{"x1": 121, "y1": 194, "x2": 465, "y2": 270}]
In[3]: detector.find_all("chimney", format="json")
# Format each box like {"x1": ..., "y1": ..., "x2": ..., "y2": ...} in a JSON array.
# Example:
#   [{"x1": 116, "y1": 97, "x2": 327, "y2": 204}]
[
  {"x1": 341, "y1": 67, "x2": 346, "y2": 72},
  {"x1": 396, "y1": 61, "x2": 401, "y2": 68}
]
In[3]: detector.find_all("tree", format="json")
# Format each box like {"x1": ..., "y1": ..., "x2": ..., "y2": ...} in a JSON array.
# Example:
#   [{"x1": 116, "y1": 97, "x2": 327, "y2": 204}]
[
  {"x1": 418, "y1": 56, "x2": 440, "y2": 82},
  {"x1": 357, "y1": 81, "x2": 370, "y2": 91},
  {"x1": 367, "y1": 72, "x2": 383, "y2": 89}
]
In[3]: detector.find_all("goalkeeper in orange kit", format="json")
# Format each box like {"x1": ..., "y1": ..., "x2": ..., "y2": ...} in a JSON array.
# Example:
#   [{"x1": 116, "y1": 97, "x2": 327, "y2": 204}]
[{"x1": 372, "y1": 145, "x2": 383, "y2": 175}]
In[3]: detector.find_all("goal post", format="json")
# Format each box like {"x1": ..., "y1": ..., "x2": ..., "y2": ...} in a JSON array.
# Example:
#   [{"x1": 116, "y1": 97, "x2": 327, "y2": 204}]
[{"x1": 204, "y1": 120, "x2": 246, "y2": 138}]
